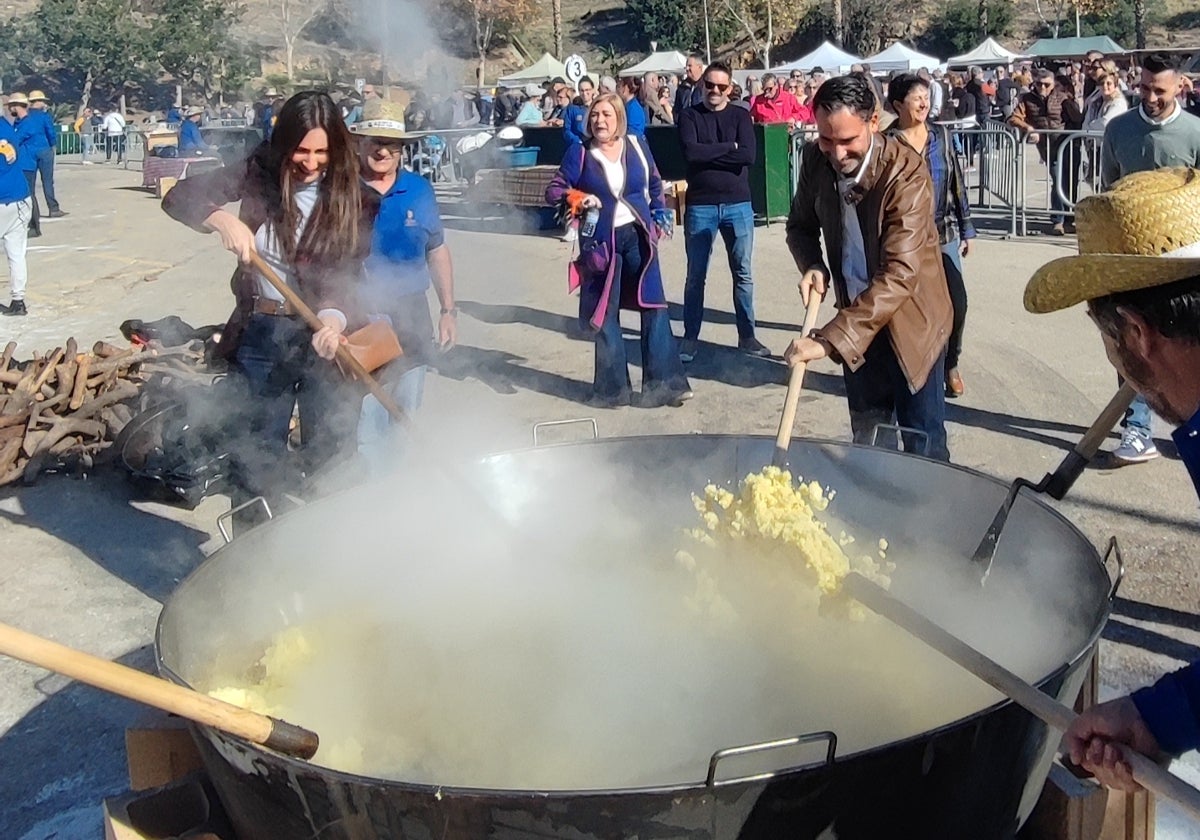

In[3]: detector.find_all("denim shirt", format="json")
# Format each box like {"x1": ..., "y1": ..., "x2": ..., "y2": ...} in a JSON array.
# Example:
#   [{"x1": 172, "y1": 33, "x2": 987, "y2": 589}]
[{"x1": 1130, "y1": 406, "x2": 1200, "y2": 755}]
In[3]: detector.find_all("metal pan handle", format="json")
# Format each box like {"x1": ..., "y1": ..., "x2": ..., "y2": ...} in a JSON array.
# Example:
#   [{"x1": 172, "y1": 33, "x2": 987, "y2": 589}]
[
  {"x1": 217, "y1": 496, "x2": 273, "y2": 544},
  {"x1": 706, "y1": 730, "x2": 837, "y2": 788},
  {"x1": 532, "y1": 418, "x2": 599, "y2": 447},
  {"x1": 869, "y1": 424, "x2": 930, "y2": 457},
  {"x1": 1104, "y1": 536, "x2": 1125, "y2": 601}
]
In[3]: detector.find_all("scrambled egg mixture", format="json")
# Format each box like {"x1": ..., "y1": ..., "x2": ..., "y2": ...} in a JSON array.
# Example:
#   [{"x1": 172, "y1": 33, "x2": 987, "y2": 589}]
[{"x1": 678, "y1": 466, "x2": 893, "y2": 620}]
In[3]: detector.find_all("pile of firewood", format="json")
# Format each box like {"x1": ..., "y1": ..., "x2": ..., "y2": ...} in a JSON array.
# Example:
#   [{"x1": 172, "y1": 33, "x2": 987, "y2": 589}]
[{"x1": 0, "y1": 338, "x2": 206, "y2": 486}]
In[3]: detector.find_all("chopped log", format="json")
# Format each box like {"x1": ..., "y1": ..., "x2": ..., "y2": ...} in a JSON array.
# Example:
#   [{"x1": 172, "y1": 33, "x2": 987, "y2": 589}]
[
  {"x1": 88, "y1": 347, "x2": 143, "y2": 376},
  {"x1": 92, "y1": 341, "x2": 124, "y2": 358},
  {"x1": 2, "y1": 369, "x2": 38, "y2": 416},
  {"x1": 1, "y1": 341, "x2": 15, "y2": 370},
  {"x1": 69, "y1": 355, "x2": 92, "y2": 410},
  {"x1": 0, "y1": 411, "x2": 31, "y2": 430},
  {"x1": 72, "y1": 380, "x2": 139, "y2": 421},
  {"x1": 32, "y1": 348, "x2": 63, "y2": 391},
  {"x1": 23, "y1": 418, "x2": 106, "y2": 458},
  {"x1": 0, "y1": 436, "x2": 21, "y2": 471},
  {"x1": 0, "y1": 370, "x2": 23, "y2": 385},
  {"x1": 53, "y1": 360, "x2": 76, "y2": 400}
]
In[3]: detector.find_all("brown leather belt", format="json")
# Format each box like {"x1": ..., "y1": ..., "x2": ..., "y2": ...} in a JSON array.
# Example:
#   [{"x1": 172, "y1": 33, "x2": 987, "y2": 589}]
[{"x1": 252, "y1": 297, "x2": 298, "y2": 317}]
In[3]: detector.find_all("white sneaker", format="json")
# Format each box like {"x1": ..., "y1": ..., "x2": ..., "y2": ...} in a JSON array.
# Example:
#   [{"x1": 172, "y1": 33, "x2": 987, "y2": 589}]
[
  {"x1": 1111, "y1": 427, "x2": 1159, "y2": 464},
  {"x1": 81, "y1": 160, "x2": 94, "y2": 165},
  {"x1": 561, "y1": 227, "x2": 577, "y2": 243}
]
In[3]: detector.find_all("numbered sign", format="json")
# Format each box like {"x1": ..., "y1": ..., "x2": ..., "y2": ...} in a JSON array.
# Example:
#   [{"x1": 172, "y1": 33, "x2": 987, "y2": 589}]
[
  {"x1": 355, "y1": 78, "x2": 366, "y2": 93},
  {"x1": 564, "y1": 55, "x2": 587, "y2": 86}
]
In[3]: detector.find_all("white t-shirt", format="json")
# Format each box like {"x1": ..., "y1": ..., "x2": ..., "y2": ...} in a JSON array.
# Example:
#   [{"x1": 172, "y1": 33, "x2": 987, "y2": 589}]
[
  {"x1": 102, "y1": 112, "x2": 126, "y2": 135},
  {"x1": 591, "y1": 143, "x2": 636, "y2": 228},
  {"x1": 253, "y1": 179, "x2": 321, "y2": 301}
]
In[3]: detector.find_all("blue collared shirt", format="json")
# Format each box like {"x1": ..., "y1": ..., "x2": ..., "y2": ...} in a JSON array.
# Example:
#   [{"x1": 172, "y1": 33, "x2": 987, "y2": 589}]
[
  {"x1": 362, "y1": 170, "x2": 445, "y2": 303},
  {"x1": 14, "y1": 110, "x2": 53, "y2": 170},
  {"x1": 0, "y1": 120, "x2": 31, "y2": 204},
  {"x1": 1129, "y1": 405, "x2": 1200, "y2": 755}
]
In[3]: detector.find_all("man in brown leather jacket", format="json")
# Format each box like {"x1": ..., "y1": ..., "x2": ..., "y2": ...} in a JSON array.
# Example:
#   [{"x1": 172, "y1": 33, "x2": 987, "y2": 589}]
[{"x1": 784, "y1": 73, "x2": 953, "y2": 461}]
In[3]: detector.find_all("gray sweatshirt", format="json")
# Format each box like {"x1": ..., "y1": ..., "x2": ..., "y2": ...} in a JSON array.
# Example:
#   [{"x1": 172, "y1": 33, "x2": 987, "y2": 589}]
[{"x1": 1100, "y1": 104, "x2": 1200, "y2": 189}]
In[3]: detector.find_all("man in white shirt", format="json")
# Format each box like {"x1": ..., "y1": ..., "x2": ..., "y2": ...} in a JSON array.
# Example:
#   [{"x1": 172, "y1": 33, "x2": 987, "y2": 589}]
[{"x1": 101, "y1": 105, "x2": 126, "y2": 164}]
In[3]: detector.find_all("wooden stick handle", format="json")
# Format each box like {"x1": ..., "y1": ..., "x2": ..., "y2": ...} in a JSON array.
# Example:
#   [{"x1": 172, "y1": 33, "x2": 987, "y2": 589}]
[
  {"x1": 0, "y1": 620, "x2": 318, "y2": 759},
  {"x1": 773, "y1": 292, "x2": 825, "y2": 466},
  {"x1": 1076, "y1": 382, "x2": 1139, "y2": 458},
  {"x1": 246, "y1": 252, "x2": 409, "y2": 427},
  {"x1": 843, "y1": 573, "x2": 1200, "y2": 820}
]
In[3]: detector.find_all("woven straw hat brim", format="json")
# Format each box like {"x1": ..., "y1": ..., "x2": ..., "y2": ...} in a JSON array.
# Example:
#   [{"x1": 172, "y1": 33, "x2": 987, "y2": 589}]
[
  {"x1": 350, "y1": 122, "x2": 413, "y2": 140},
  {"x1": 7, "y1": 94, "x2": 28, "y2": 106},
  {"x1": 1025, "y1": 254, "x2": 1200, "y2": 313}
]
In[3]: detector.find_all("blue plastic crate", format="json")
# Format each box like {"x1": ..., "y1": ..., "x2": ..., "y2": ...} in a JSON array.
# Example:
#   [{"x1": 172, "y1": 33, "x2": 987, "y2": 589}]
[{"x1": 500, "y1": 146, "x2": 540, "y2": 168}]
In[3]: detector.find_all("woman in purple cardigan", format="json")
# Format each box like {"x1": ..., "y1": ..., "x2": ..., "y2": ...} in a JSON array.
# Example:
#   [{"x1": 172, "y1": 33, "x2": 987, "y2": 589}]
[{"x1": 545, "y1": 93, "x2": 691, "y2": 408}]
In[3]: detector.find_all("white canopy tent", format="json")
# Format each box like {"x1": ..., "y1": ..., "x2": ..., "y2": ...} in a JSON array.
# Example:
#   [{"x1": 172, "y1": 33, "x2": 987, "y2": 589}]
[
  {"x1": 772, "y1": 41, "x2": 863, "y2": 75},
  {"x1": 947, "y1": 37, "x2": 1026, "y2": 68},
  {"x1": 497, "y1": 53, "x2": 568, "y2": 87},
  {"x1": 619, "y1": 50, "x2": 687, "y2": 77},
  {"x1": 864, "y1": 42, "x2": 941, "y2": 73}
]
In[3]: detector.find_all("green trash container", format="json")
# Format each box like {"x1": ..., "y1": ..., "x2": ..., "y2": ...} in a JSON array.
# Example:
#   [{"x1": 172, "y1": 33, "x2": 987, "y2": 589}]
[{"x1": 748, "y1": 123, "x2": 792, "y2": 221}]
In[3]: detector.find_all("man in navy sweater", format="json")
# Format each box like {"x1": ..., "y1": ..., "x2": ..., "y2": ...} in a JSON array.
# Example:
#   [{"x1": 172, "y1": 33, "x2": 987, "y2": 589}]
[
  {"x1": 677, "y1": 60, "x2": 767, "y2": 362},
  {"x1": 0, "y1": 115, "x2": 32, "y2": 315},
  {"x1": 1025, "y1": 167, "x2": 1200, "y2": 791}
]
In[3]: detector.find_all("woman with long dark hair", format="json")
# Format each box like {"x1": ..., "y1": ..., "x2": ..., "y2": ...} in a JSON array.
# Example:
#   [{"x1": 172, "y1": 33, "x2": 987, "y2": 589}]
[
  {"x1": 162, "y1": 90, "x2": 378, "y2": 496},
  {"x1": 886, "y1": 73, "x2": 976, "y2": 398}
]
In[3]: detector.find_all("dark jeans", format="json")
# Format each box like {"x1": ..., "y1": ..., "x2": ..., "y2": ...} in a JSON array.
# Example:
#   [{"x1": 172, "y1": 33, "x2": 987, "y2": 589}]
[
  {"x1": 23, "y1": 171, "x2": 38, "y2": 234},
  {"x1": 34, "y1": 147, "x2": 59, "y2": 213},
  {"x1": 844, "y1": 331, "x2": 950, "y2": 461},
  {"x1": 106, "y1": 134, "x2": 126, "y2": 163},
  {"x1": 683, "y1": 201, "x2": 756, "y2": 341},
  {"x1": 232, "y1": 313, "x2": 356, "y2": 498},
  {"x1": 593, "y1": 224, "x2": 689, "y2": 401},
  {"x1": 941, "y1": 238, "x2": 967, "y2": 370}
]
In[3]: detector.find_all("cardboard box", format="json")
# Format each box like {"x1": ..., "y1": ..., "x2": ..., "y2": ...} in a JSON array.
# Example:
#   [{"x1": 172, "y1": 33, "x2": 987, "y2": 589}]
[
  {"x1": 103, "y1": 773, "x2": 235, "y2": 840},
  {"x1": 156, "y1": 176, "x2": 177, "y2": 199},
  {"x1": 125, "y1": 710, "x2": 204, "y2": 791}
]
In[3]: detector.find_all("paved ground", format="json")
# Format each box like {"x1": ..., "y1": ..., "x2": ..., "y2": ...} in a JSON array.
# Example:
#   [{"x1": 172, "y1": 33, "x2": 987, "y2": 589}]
[{"x1": 2, "y1": 160, "x2": 1199, "y2": 838}]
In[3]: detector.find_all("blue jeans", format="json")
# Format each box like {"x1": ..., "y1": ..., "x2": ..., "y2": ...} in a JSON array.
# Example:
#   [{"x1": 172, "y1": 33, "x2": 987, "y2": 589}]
[
  {"x1": 594, "y1": 224, "x2": 689, "y2": 401},
  {"x1": 843, "y1": 331, "x2": 950, "y2": 461},
  {"x1": 1121, "y1": 386, "x2": 1152, "y2": 437},
  {"x1": 358, "y1": 364, "x2": 426, "y2": 475},
  {"x1": 354, "y1": 290, "x2": 436, "y2": 472},
  {"x1": 683, "y1": 202, "x2": 756, "y2": 341},
  {"x1": 34, "y1": 147, "x2": 59, "y2": 213}
]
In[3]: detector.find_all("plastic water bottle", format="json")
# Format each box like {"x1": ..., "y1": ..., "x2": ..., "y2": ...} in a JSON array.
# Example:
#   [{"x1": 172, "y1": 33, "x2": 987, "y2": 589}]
[{"x1": 581, "y1": 207, "x2": 599, "y2": 238}]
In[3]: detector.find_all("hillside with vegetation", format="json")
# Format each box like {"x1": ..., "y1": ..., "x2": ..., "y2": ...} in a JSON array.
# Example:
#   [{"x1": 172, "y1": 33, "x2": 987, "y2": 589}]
[{"x1": 0, "y1": 0, "x2": 1195, "y2": 109}]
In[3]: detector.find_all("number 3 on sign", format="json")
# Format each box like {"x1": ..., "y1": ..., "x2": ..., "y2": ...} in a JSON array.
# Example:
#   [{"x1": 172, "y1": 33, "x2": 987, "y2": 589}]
[{"x1": 564, "y1": 55, "x2": 587, "y2": 86}]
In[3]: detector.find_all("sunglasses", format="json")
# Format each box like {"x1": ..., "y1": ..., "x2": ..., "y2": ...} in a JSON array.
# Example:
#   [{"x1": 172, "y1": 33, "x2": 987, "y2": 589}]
[
  {"x1": 368, "y1": 138, "x2": 404, "y2": 152},
  {"x1": 1038, "y1": 82, "x2": 1054, "y2": 88},
  {"x1": 703, "y1": 81, "x2": 730, "y2": 92}
]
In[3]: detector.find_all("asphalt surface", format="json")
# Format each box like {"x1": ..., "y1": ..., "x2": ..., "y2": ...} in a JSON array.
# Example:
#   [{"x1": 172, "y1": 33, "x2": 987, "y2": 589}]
[{"x1": 1, "y1": 160, "x2": 1198, "y2": 838}]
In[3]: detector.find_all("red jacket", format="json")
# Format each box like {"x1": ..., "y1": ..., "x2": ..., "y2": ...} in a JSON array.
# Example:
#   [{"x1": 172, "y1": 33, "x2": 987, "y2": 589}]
[{"x1": 749, "y1": 91, "x2": 805, "y2": 124}]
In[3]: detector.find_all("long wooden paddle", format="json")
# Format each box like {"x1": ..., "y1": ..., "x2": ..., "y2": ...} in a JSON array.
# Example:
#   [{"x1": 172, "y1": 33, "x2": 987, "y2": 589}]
[
  {"x1": 843, "y1": 572, "x2": 1200, "y2": 820},
  {"x1": 247, "y1": 252, "x2": 409, "y2": 427},
  {"x1": 0, "y1": 620, "x2": 319, "y2": 759},
  {"x1": 772, "y1": 289, "x2": 824, "y2": 468}
]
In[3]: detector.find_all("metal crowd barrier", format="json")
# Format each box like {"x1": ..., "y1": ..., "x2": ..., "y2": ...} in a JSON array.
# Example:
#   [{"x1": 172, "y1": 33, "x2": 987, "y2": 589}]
[{"x1": 946, "y1": 119, "x2": 1022, "y2": 238}]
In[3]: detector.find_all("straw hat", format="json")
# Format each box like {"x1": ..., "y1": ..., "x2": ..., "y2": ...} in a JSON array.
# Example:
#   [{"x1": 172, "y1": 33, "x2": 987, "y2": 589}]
[
  {"x1": 6, "y1": 92, "x2": 29, "y2": 106},
  {"x1": 28, "y1": 90, "x2": 47, "y2": 103},
  {"x1": 1024, "y1": 168, "x2": 1200, "y2": 313},
  {"x1": 348, "y1": 98, "x2": 409, "y2": 139},
  {"x1": 183, "y1": 105, "x2": 205, "y2": 118}
]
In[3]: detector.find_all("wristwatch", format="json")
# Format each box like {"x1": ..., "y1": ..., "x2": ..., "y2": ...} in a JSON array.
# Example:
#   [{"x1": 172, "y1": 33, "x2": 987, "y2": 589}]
[{"x1": 441, "y1": 306, "x2": 459, "y2": 317}]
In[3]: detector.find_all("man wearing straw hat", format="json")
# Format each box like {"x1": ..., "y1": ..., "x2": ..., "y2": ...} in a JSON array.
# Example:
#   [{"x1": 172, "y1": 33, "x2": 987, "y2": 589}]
[
  {"x1": 178, "y1": 105, "x2": 217, "y2": 156},
  {"x1": 1025, "y1": 167, "x2": 1200, "y2": 790},
  {"x1": 27, "y1": 91, "x2": 66, "y2": 222},
  {"x1": 349, "y1": 98, "x2": 458, "y2": 470}
]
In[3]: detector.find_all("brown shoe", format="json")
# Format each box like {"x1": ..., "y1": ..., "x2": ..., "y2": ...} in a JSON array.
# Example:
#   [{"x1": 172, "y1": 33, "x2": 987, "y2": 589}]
[
  {"x1": 946, "y1": 367, "x2": 964, "y2": 398},
  {"x1": 1050, "y1": 222, "x2": 1066, "y2": 236}
]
